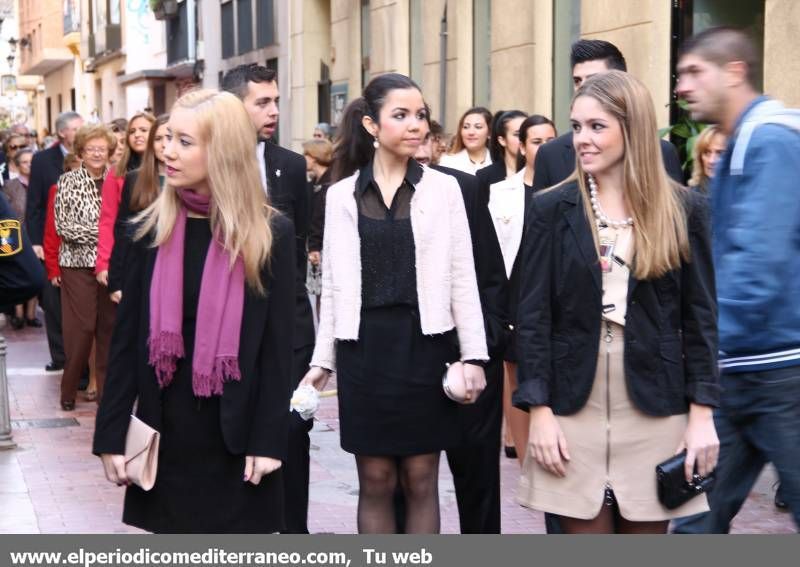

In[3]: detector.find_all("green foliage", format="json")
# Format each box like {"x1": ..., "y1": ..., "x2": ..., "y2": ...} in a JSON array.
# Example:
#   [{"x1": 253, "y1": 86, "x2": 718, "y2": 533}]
[
  {"x1": 661, "y1": 99, "x2": 708, "y2": 174},
  {"x1": 149, "y1": 0, "x2": 162, "y2": 10}
]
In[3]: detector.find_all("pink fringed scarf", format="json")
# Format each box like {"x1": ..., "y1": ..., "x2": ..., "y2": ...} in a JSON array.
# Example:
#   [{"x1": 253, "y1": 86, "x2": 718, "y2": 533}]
[{"x1": 147, "y1": 188, "x2": 245, "y2": 397}]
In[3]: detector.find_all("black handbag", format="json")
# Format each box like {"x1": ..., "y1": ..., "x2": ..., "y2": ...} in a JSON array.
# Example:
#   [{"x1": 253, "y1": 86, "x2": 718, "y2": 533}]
[{"x1": 655, "y1": 451, "x2": 715, "y2": 510}]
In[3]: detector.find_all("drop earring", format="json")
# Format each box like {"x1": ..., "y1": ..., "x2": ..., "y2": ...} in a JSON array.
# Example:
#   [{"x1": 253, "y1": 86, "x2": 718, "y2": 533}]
[{"x1": 373, "y1": 137, "x2": 380, "y2": 149}]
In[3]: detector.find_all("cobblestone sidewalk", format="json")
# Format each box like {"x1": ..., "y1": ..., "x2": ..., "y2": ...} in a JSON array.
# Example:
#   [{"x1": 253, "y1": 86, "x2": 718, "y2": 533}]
[{"x1": 0, "y1": 322, "x2": 794, "y2": 533}]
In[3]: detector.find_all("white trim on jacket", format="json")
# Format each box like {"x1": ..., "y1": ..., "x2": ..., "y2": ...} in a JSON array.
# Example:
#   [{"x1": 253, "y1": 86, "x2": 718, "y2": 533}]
[
  {"x1": 487, "y1": 169, "x2": 526, "y2": 278},
  {"x1": 438, "y1": 148, "x2": 492, "y2": 175},
  {"x1": 310, "y1": 165, "x2": 489, "y2": 372}
]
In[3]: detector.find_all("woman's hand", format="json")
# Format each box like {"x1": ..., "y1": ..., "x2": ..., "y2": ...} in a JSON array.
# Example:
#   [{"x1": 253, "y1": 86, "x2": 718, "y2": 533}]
[
  {"x1": 50, "y1": 276, "x2": 61, "y2": 287},
  {"x1": 100, "y1": 454, "x2": 129, "y2": 486},
  {"x1": 243, "y1": 456, "x2": 282, "y2": 485},
  {"x1": 676, "y1": 403, "x2": 719, "y2": 481},
  {"x1": 308, "y1": 251, "x2": 321, "y2": 266},
  {"x1": 110, "y1": 290, "x2": 122, "y2": 304},
  {"x1": 529, "y1": 406, "x2": 570, "y2": 477},
  {"x1": 300, "y1": 366, "x2": 332, "y2": 391},
  {"x1": 462, "y1": 363, "x2": 486, "y2": 403},
  {"x1": 96, "y1": 270, "x2": 109, "y2": 286}
]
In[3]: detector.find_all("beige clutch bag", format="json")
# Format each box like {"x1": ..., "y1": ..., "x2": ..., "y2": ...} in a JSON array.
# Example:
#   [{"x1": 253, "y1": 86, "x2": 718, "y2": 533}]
[
  {"x1": 124, "y1": 415, "x2": 160, "y2": 491},
  {"x1": 442, "y1": 361, "x2": 480, "y2": 404}
]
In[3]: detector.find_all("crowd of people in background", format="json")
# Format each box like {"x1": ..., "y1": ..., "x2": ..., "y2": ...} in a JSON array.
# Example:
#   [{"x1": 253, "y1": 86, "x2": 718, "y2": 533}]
[{"x1": 1, "y1": 25, "x2": 798, "y2": 536}]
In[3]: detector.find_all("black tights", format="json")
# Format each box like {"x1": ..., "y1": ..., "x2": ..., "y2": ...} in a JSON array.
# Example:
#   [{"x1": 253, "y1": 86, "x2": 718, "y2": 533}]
[
  {"x1": 559, "y1": 492, "x2": 668, "y2": 534},
  {"x1": 355, "y1": 453, "x2": 441, "y2": 534}
]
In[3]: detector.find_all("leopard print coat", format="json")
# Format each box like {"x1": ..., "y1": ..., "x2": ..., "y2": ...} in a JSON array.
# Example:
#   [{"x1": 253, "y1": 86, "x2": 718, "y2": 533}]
[{"x1": 54, "y1": 165, "x2": 107, "y2": 268}]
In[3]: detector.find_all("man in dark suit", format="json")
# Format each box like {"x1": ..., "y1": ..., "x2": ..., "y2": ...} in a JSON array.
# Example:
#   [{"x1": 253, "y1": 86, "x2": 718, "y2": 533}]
[
  {"x1": 24, "y1": 111, "x2": 83, "y2": 372},
  {"x1": 532, "y1": 39, "x2": 684, "y2": 192},
  {"x1": 413, "y1": 123, "x2": 510, "y2": 533},
  {"x1": 222, "y1": 64, "x2": 315, "y2": 534}
]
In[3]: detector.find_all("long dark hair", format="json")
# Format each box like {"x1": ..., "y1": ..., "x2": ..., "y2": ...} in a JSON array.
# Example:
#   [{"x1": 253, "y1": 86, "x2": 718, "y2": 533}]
[
  {"x1": 516, "y1": 114, "x2": 557, "y2": 170},
  {"x1": 488, "y1": 109, "x2": 528, "y2": 163},
  {"x1": 331, "y1": 73, "x2": 422, "y2": 182},
  {"x1": 130, "y1": 113, "x2": 169, "y2": 212},
  {"x1": 114, "y1": 111, "x2": 156, "y2": 177}
]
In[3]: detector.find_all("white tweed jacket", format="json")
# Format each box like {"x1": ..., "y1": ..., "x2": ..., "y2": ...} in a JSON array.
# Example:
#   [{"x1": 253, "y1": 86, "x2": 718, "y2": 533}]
[{"x1": 310, "y1": 165, "x2": 489, "y2": 371}]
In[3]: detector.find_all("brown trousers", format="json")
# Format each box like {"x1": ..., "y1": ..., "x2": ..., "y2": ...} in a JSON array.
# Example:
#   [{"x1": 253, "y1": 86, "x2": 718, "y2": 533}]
[{"x1": 60, "y1": 267, "x2": 116, "y2": 405}]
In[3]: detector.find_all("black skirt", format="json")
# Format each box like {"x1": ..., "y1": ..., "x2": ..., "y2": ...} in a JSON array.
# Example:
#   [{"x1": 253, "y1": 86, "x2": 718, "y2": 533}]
[
  {"x1": 336, "y1": 305, "x2": 461, "y2": 456},
  {"x1": 121, "y1": 343, "x2": 285, "y2": 533}
]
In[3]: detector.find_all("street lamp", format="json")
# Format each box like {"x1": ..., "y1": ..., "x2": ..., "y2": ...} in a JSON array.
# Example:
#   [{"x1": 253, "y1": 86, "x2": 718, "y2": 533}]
[
  {"x1": 7, "y1": 36, "x2": 16, "y2": 54},
  {"x1": 6, "y1": 53, "x2": 13, "y2": 71}
]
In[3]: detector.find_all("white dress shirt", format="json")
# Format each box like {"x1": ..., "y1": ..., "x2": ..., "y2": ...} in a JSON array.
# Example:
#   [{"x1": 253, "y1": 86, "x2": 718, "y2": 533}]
[
  {"x1": 257, "y1": 140, "x2": 269, "y2": 194},
  {"x1": 438, "y1": 148, "x2": 492, "y2": 175},
  {"x1": 487, "y1": 169, "x2": 526, "y2": 278}
]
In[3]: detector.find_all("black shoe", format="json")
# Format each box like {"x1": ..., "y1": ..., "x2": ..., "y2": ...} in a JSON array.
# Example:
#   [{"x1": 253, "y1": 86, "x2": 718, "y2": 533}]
[
  {"x1": 60, "y1": 400, "x2": 75, "y2": 411},
  {"x1": 10, "y1": 316, "x2": 24, "y2": 330},
  {"x1": 775, "y1": 482, "x2": 788, "y2": 510},
  {"x1": 78, "y1": 367, "x2": 90, "y2": 391},
  {"x1": 45, "y1": 362, "x2": 64, "y2": 372},
  {"x1": 504, "y1": 445, "x2": 518, "y2": 459},
  {"x1": 25, "y1": 317, "x2": 43, "y2": 328}
]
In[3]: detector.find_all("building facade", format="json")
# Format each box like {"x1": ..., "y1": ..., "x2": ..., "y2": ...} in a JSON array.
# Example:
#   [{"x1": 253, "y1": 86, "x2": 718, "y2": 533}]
[
  {"x1": 285, "y1": 0, "x2": 798, "y2": 150},
  {"x1": 16, "y1": 0, "x2": 83, "y2": 136}
]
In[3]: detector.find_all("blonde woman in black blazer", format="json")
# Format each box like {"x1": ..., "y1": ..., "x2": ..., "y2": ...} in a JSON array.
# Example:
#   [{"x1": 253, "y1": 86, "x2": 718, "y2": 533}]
[{"x1": 513, "y1": 71, "x2": 720, "y2": 534}]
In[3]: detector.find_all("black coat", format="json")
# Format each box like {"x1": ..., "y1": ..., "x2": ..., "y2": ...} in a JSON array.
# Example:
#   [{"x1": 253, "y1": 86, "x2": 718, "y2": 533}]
[
  {"x1": 512, "y1": 181, "x2": 720, "y2": 416},
  {"x1": 0, "y1": 192, "x2": 45, "y2": 309},
  {"x1": 93, "y1": 214, "x2": 296, "y2": 460},
  {"x1": 475, "y1": 161, "x2": 507, "y2": 201},
  {"x1": 307, "y1": 169, "x2": 332, "y2": 253},
  {"x1": 263, "y1": 142, "x2": 315, "y2": 353},
  {"x1": 531, "y1": 132, "x2": 684, "y2": 192},
  {"x1": 25, "y1": 144, "x2": 65, "y2": 245},
  {"x1": 107, "y1": 171, "x2": 139, "y2": 293},
  {"x1": 431, "y1": 164, "x2": 509, "y2": 359}
]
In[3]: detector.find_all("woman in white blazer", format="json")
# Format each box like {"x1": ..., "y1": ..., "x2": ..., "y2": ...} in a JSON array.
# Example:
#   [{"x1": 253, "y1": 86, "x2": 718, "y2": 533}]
[
  {"x1": 302, "y1": 74, "x2": 488, "y2": 534},
  {"x1": 439, "y1": 107, "x2": 493, "y2": 175},
  {"x1": 491, "y1": 114, "x2": 557, "y2": 465}
]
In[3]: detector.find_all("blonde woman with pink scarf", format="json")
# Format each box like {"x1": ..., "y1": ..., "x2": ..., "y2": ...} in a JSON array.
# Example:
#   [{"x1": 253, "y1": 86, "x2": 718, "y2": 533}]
[{"x1": 93, "y1": 90, "x2": 296, "y2": 534}]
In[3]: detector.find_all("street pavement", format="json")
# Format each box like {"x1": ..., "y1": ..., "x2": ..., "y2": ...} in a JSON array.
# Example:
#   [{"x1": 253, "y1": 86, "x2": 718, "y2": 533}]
[{"x1": 0, "y1": 318, "x2": 795, "y2": 534}]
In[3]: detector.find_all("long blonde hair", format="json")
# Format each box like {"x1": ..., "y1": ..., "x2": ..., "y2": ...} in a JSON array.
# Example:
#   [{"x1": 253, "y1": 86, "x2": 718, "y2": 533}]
[
  {"x1": 571, "y1": 71, "x2": 689, "y2": 280},
  {"x1": 689, "y1": 125, "x2": 722, "y2": 188},
  {"x1": 135, "y1": 89, "x2": 274, "y2": 293}
]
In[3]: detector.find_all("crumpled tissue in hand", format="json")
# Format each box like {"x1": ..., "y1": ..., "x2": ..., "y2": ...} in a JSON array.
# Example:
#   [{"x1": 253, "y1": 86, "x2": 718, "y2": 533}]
[{"x1": 290, "y1": 384, "x2": 320, "y2": 421}]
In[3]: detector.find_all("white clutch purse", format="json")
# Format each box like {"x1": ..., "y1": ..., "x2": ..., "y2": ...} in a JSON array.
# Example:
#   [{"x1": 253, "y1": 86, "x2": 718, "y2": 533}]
[
  {"x1": 124, "y1": 415, "x2": 160, "y2": 491},
  {"x1": 442, "y1": 361, "x2": 480, "y2": 404}
]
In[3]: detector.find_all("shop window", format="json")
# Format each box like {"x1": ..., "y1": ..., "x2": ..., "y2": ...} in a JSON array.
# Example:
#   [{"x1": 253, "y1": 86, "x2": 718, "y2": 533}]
[
  {"x1": 221, "y1": 1, "x2": 235, "y2": 59},
  {"x1": 670, "y1": 0, "x2": 765, "y2": 125},
  {"x1": 361, "y1": 0, "x2": 371, "y2": 89},
  {"x1": 409, "y1": 0, "x2": 424, "y2": 85},
  {"x1": 257, "y1": 0, "x2": 275, "y2": 48},
  {"x1": 237, "y1": 0, "x2": 254, "y2": 55},
  {"x1": 473, "y1": 0, "x2": 491, "y2": 108},
  {"x1": 551, "y1": 0, "x2": 581, "y2": 133}
]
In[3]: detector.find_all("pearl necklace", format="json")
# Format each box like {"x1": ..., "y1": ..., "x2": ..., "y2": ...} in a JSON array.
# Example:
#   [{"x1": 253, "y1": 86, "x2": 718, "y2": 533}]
[{"x1": 587, "y1": 174, "x2": 633, "y2": 229}]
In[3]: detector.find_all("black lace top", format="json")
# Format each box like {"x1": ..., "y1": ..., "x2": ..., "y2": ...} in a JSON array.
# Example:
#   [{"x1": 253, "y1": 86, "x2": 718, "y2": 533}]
[{"x1": 356, "y1": 160, "x2": 424, "y2": 309}]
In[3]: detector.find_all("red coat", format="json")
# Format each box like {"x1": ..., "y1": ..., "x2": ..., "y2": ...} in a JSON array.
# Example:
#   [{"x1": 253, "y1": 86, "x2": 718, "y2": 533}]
[
  {"x1": 95, "y1": 169, "x2": 125, "y2": 274},
  {"x1": 43, "y1": 184, "x2": 61, "y2": 280}
]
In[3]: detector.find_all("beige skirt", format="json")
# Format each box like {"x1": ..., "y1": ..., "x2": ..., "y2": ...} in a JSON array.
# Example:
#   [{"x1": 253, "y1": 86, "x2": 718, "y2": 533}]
[{"x1": 517, "y1": 322, "x2": 709, "y2": 521}]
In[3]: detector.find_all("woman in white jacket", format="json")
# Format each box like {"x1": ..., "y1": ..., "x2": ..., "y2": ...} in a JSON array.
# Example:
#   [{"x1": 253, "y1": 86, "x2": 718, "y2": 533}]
[
  {"x1": 489, "y1": 114, "x2": 556, "y2": 465},
  {"x1": 302, "y1": 74, "x2": 488, "y2": 534}
]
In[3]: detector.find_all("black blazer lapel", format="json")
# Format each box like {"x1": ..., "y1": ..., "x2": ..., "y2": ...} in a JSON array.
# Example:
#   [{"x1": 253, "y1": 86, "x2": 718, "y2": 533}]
[
  {"x1": 263, "y1": 142, "x2": 280, "y2": 195},
  {"x1": 562, "y1": 193, "x2": 601, "y2": 293}
]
